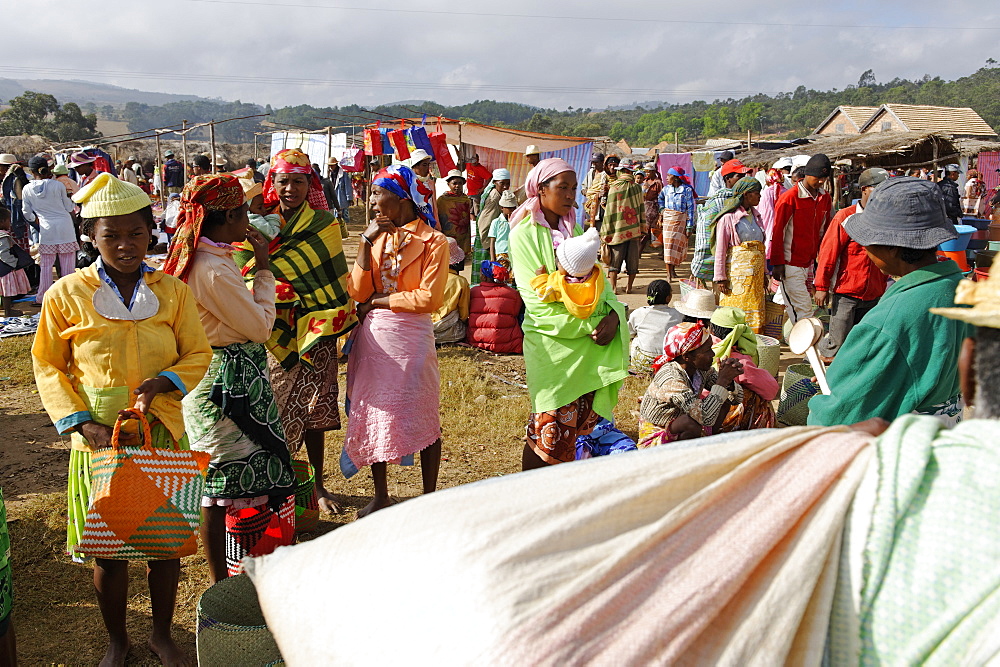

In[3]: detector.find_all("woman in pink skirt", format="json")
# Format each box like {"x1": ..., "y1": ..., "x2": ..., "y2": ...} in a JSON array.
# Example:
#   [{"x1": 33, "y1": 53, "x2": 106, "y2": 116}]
[
  {"x1": 0, "y1": 206, "x2": 30, "y2": 316},
  {"x1": 345, "y1": 164, "x2": 449, "y2": 517}
]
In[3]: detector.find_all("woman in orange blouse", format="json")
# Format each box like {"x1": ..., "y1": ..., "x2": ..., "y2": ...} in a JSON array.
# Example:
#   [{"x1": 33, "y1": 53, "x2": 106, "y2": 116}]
[{"x1": 346, "y1": 164, "x2": 449, "y2": 517}]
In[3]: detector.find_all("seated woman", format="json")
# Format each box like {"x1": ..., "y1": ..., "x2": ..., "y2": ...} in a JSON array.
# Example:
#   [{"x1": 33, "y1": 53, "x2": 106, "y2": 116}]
[
  {"x1": 628, "y1": 279, "x2": 683, "y2": 374},
  {"x1": 709, "y1": 306, "x2": 778, "y2": 431},
  {"x1": 431, "y1": 237, "x2": 471, "y2": 345},
  {"x1": 713, "y1": 176, "x2": 766, "y2": 333},
  {"x1": 637, "y1": 322, "x2": 744, "y2": 446}
]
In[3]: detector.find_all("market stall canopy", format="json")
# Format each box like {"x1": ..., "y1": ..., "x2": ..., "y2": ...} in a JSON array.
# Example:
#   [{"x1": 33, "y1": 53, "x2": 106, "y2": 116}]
[{"x1": 400, "y1": 118, "x2": 591, "y2": 153}]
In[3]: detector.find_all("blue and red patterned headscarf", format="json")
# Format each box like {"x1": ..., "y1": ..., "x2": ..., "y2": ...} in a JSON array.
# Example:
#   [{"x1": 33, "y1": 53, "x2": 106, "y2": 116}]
[{"x1": 372, "y1": 164, "x2": 436, "y2": 227}]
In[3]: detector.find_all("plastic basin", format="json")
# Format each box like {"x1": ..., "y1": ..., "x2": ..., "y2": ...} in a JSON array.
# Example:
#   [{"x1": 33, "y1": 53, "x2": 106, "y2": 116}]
[
  {"x1": 939, "y1": 224, "x2": 977, "y2": 252},
  {"x1": 962, "y1": 217, "x2": 992, "y2": 230}
]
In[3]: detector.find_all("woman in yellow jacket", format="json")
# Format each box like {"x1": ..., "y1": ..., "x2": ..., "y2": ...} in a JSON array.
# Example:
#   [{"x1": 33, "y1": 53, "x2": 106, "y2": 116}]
[
  {"x1": 345, "y1": 164, "x2": 449, "y2": 517},
  {"x1": 32, "y1": 173, "x2": 211, "y2": 666}
]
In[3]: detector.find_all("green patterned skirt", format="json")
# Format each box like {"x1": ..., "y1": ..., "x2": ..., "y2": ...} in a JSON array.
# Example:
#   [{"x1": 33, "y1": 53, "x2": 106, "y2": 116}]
[
  {"x1": 182, "y1": 342, "x2": 295, "y2": 501},
  {"x1": 0, "y1": 488, "x2": 11, "y2": 632}
]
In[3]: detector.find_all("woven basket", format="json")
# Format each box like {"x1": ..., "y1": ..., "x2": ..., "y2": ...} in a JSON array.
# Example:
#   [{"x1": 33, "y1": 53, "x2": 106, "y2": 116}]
[
  {"x1": 777, "y1": 363, "x2": 820, "y2": 426},
  {"x1": 197, "y1": 574, "x2": 284, "y2": 666},
  {"x1": 678, "y1": 277, "x2": 699, "y2": 299},
  {"x1": 225, "y1": 496, "x2": 295, "y2": 577},
  {"x1": 291, "y1": 460, "x2": 318, "y2": 533},
  {"x1": 762, "y1": 298, "x2": 785, "y2": 340},
  {"x1": 755, "y1": 335, "x2": 781, "y2": 378}
]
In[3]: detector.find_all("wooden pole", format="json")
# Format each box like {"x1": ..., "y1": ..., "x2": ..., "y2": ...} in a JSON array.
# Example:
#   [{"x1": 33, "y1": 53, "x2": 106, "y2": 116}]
[
  {"x1": 364, "y1": 157, "x2": 371, "y2": 222},
  {"x1": 253, "y1": 134, "x2": 258, "y2": 161},
  {"x1": 181, "y1": 119, "x2": 189, "y2": 183},
  {"x1": 327, "y1": 126, "x2": 333, "y2": 176},
  {"x1": 674, "y1": 130, "x2": 679, "y2": 153},
  {"x1": 210, "y1": 122, "x2": 217, "y2": 173},
  {"x1": 154, "y1": 132, "x2": 164, "y2": 207},
  {"x1": 747, "y1": 129, "x2": 752, "y2": 150}
]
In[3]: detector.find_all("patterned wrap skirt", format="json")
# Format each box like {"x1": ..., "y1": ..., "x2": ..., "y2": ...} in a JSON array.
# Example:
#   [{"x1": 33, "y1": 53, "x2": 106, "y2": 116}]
[
  {"x1": 525, "y1": 391, "x2": 601, "y2": 465},
  {"x1": 183, "y1": 342, "x2": 296, "y2": 502},
  {"x1": 269, "y1": 338, "x2": 341, "y2": 453},
  {"x1": 662, "y1": 209, "x2": 689, "y2": 266},
  {"x1": 719, "y1": 240, "x2": 767, "y2": 334},
  {"x1": 0, "y1": 488, "x2": 11, "y2": 633}
]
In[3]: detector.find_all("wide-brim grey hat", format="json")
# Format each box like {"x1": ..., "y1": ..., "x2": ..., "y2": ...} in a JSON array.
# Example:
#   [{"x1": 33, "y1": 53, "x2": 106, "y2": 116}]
[{"x1": 843, "y1": 176, "x2": 957, "y2": 249}]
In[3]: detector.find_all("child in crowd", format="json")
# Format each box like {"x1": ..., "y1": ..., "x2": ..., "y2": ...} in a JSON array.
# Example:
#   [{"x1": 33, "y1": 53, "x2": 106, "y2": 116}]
[
  {"x1": 0, "y1": 206, "x2": 30, "y2": 316},
  {"x1": 239, "y1": 173, "x2": 281, "y2": 240},
  {"x1": 628, "y1": 279, "x2": 683, "y2": 373},
  {"x1": 437, "y1": 170, "x2": 473, "y2": 255},
  {"x1": 32, "y1": 173, "x2": 212, "y2": 666},
  {"x1": 489, "y1": 190, "x2": 517, "y2": 268},
  {"x1": 529, "y1": 226, "x2": 605, "y2": 319},
  {"x1": 432, "y1": 237, "x2": 471, "y2": 344}
]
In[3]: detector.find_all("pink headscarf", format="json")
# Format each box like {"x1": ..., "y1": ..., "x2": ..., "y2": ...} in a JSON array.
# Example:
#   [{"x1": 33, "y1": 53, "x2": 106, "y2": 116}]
[{"x1": 508, "y1": 158, "x2": 577, "y2": 240}]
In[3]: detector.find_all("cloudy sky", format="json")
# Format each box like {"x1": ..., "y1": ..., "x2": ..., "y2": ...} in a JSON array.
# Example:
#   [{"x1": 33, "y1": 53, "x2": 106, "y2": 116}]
[{"x1": 6, "y1": 0, "x2": 1000, "y2": 109}]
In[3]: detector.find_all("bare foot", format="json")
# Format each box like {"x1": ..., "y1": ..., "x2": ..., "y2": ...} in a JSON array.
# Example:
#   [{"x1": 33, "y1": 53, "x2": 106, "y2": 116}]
[
  {"x1": 356, "y1": 496, "x2": 396, "y2": 518},
  {"x1": 149, "y1": 633, "x2": 191, "y2": 667},
  {"x1": 99, "y1": 637, "x2": 130, "y2": 667},
  {"x1": 316, "y1": 486, "x2": 341, "y2": 514}
]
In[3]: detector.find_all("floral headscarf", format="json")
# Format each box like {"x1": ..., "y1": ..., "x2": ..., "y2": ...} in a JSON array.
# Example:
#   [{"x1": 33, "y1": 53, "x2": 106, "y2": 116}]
[
  {"x1": 765, "y1": 168, "x2": 785, "y2": 187},
  {"x1": 163, "y1": 173, "x2": 245, "y2": 282},
  {"x1": 262, "y1": 148, "x2": 328, "y2": 211},
  {"x1": 652, "y1": 321, "x2": 710, "y2": 373},
  {"x1": 372, "y1": 163, "x2": 434, "y2": 225}
]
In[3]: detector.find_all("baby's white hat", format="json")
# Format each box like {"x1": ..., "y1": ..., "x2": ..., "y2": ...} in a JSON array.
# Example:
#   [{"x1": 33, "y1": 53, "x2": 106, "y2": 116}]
[{"x1": 557, "y1": 227, "x2": 601, "y2": 278}]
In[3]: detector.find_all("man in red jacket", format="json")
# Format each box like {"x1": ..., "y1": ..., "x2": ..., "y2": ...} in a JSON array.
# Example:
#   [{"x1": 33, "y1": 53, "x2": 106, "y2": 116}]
[
  {"x1": 814, "y1": 167, "x2": 890, "y2": 359},
  {"x1": 464, "y1": 154, "x2": 493, "y2": 215},
  {"x1": 768, "y1": 153, "x2": 833, "y2": 324}
]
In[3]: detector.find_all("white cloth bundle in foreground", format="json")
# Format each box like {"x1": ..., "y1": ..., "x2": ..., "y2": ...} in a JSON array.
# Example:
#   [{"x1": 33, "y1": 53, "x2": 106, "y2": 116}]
[{"x1": 245, "y1": 425, "x2": 872, "y2": 666}]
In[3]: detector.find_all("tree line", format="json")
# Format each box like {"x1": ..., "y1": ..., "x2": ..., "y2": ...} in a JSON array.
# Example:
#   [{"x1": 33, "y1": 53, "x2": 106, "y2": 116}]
[{"x1": 5, "y1": 65, "x2": 1000, "y2": 147}]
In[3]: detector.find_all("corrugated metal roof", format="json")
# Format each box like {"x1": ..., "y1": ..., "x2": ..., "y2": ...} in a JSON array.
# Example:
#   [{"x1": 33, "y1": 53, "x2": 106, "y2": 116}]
[{"x1": 861, "y1": 104, "x2": 997, "y2": 137}]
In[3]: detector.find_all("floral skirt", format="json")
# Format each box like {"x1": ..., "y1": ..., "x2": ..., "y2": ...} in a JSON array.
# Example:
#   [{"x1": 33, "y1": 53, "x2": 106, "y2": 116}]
[
  {"x1": 637, "y1": 417, "x2": 680, "y2": 448},
  {"x1": 720, "y1": 241, "x2": 767, "y2": 333},
  {"x1": 525, "y1": 391, "x2": 601, "y2": 465},
  {"x1": 719, "y1": 389, "x2": 776, "y2": 433}
]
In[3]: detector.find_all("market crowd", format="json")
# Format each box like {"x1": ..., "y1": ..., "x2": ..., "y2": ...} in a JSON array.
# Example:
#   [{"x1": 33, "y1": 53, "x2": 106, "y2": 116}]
[{"x1": 0, "y1": 138, "x2": 995, "y2": 666}]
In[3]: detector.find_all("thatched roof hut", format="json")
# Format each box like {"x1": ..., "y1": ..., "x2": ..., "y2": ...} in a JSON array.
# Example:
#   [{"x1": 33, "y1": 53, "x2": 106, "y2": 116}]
[{"x1": 739, "y1": 131, "x2": 1000, "y2": 171}]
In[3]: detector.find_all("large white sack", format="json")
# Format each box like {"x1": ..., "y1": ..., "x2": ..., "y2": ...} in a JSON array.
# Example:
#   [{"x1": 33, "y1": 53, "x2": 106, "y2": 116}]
[{"x1": 244, "y1": 426, "x2": 871, "y2": 666}]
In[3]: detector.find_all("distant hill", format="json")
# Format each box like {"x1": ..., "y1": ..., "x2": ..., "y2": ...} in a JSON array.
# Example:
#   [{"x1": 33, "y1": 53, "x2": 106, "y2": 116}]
[{"x1": 0, "y1": 79, "x2": 216, "y2": 107}]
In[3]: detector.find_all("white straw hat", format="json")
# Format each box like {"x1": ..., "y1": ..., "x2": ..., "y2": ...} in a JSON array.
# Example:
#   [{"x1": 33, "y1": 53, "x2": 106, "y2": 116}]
[{"x1": 675, "y1": 289, "x2": 718, "y2": 319}]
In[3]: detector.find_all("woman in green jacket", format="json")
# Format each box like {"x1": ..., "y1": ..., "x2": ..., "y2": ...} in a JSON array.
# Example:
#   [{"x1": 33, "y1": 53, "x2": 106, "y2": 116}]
[
  {"x1": 509, "y1": 158, "x2": 629, "y2": 470},
  {"x1": 808, "y1": 177, "x2": 972, "y2": 426}
]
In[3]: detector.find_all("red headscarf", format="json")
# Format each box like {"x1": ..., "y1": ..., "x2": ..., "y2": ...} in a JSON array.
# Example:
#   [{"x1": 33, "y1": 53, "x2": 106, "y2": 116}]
[
  {"x1": 163, "y1": 173, "x2": 245, "y2": 282},
  {"x1": 262, "y1": 148, "x2": 328, "y2": 211},
  {"x1": 651, "y1": 322, "x2": 710, "y2": 373}
]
